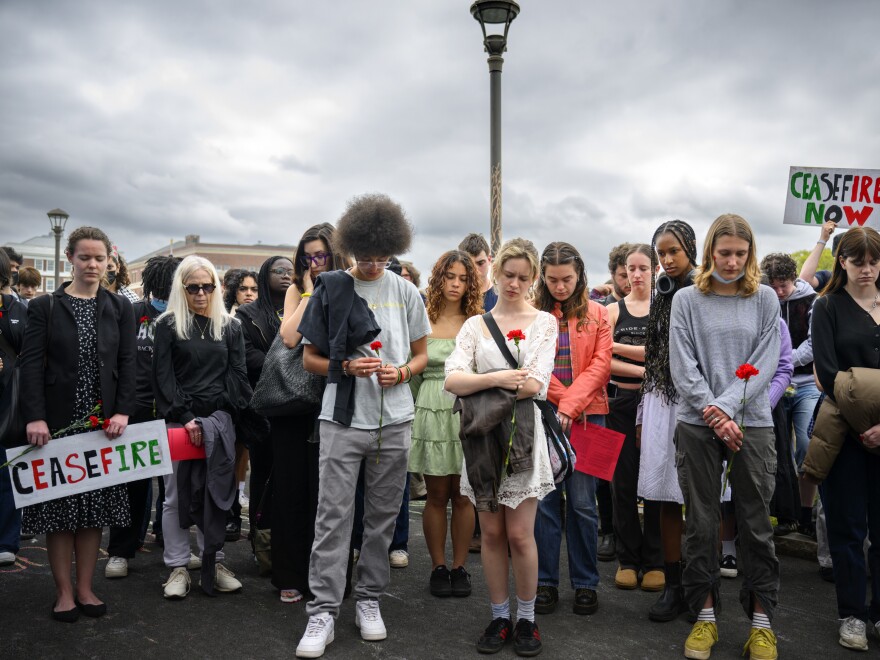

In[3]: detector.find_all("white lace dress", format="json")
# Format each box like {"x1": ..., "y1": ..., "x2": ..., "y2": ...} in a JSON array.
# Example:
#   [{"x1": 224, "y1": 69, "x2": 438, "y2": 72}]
[
  {"x1": 445, "y1": 312, "x2": 558, "y2": 509},
  {"x1": 637, "y1": 389, "x2": 684, "y2": 504}
]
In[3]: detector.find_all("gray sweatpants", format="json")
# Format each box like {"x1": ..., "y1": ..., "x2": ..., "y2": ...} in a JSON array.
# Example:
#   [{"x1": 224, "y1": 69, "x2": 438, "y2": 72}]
[
  {"x1": 305, "y1": 420, "x2": 410, "y2": 618},
  {"x1": 675, "y1": 421, "x2": 779, "y2": 621}
]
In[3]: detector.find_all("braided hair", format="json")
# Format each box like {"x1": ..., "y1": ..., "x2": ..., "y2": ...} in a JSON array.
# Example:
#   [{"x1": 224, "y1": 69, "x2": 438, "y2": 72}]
[
  {"x1": 642, "y1": 220, "x2": 698, "y2": 404},
  {"x1": 142, "y1": 255, "x2": 182, "y2": 302}
]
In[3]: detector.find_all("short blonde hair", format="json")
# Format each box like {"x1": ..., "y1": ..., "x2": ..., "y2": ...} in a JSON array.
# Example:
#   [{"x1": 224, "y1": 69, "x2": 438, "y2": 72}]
[
  {"x1": 694, "y1": 214, "x2": 761, "y2": 297},
  {"x1": 492, "y1": 238, "x2": 540, "y2": 282},
  {"x1": 161, "y1": 255, "x2": 233, "y2": 341}
]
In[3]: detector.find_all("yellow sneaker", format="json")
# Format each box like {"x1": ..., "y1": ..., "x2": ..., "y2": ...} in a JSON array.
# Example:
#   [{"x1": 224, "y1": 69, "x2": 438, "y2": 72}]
[
  {"x1": 743, "y1": 627, "x2": 777, "y2": 659},
  {"x1": 684, "y1": 621, "x2": 718, "y2": 659}
]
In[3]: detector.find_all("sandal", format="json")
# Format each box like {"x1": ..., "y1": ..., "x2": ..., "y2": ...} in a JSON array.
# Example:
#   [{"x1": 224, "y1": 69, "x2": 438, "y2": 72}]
[{"x1": 280, "y1": 589, "x2": 303, "y2": 603}]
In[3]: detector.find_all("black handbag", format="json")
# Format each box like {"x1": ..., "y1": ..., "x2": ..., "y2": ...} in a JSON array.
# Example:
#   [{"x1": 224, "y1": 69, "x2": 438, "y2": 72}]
[
  {"x1": 481, "y1": 313, "x2": 576, "y2": 484},
  {"x1": 0, "y1": 294, "x2": 53, "y2": 449},
  {"x1": 251, "y1": 335, "x2": 326, "y2": 417}
]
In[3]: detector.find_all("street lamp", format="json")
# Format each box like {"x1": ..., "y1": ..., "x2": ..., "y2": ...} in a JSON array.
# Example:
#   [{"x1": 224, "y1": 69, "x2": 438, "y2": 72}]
[
  {"x1": 470, "y1": 0, "x2": 520, "y2": 257},
  {"x1": 47, "y1": 208, "x2": 69, "y2": 287}
]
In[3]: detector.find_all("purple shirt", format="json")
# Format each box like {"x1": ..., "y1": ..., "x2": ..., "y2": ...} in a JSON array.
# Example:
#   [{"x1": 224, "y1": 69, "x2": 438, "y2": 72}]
[{"x1": 769, "y1": 318, "x2": 794, "y2": 409}]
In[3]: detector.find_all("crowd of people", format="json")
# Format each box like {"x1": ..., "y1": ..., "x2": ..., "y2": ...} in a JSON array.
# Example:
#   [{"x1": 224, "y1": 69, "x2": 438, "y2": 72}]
[{"x1": 1, "y1": 206, "x2": 879, "y2": 659}]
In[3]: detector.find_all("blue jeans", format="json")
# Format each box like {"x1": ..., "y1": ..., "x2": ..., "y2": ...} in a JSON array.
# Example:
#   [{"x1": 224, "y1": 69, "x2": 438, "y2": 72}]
[
  {"x1": 535, "y1": 414, "x2": 603, "y2": 590},
  {"x1": 783, "y1": 381, "x2": 821, "y2": 468},
  {"x1": 0, "y1": 447, "x2": 22, "y2": 554}
]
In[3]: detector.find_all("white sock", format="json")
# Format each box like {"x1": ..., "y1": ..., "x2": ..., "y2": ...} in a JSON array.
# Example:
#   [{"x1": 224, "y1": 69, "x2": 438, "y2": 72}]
[
  {"x1": 752, "y1": 612, "x2": 771, "y2": 629},
  {"x1": 491, "y1": 599, "x2": 510, "y2": 621},
  {"x1": 239, "y1": 482, "x2": 246, "y2": 493},
  {"x1": 722, "y1": 540, "x2": 736, "y2": 556},
  {"x1": 517, "y1": 596, "x2": 536, "y2": 623},
  {"x1": 697, "y1": 607, "x2": 716, "y2": 623}
]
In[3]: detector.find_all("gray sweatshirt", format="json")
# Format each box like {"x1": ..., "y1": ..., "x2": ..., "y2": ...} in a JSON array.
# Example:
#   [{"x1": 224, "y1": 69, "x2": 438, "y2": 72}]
[{"x1": 669, "y1": 284, "x2": 781, "y2": 428}]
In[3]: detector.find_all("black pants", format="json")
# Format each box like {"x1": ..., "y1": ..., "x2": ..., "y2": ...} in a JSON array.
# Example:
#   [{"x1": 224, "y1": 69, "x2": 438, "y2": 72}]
[
  {"x1": 248, "y1": 432, "x2": 274, "y2": 533},
  {"x1": 608, "y1": 387, "x2": 662, "y2": 571},
  {"x1": 269, "y1": 414, "x2": 319, "y2": 593}
]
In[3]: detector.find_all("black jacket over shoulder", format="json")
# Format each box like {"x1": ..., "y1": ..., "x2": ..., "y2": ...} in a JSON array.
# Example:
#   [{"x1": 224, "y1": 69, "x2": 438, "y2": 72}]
[
  {"x1": 19, "y1": 284, "x2": 137, "y2": 430},
  {"x1": 235, "y1": 300, "x2": 278, "y2": 389}
]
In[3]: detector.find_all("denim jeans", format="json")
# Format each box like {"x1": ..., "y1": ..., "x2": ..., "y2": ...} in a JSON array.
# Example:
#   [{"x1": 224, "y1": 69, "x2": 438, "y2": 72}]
[
  {"x1": 783, "y1": 381, "x2": 821, "y2": 468},
  {"x1": 0, "y1": 447, "x2": 22, "y2": 554},
  {"x1": 535, "y1": 414, "x2": 603, "y2": 590}
]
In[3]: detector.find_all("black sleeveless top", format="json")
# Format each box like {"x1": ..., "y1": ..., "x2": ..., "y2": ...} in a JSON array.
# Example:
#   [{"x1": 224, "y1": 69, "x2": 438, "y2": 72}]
[{"x1": 613, "y1": 297, "x2": 648, "y2": 384}]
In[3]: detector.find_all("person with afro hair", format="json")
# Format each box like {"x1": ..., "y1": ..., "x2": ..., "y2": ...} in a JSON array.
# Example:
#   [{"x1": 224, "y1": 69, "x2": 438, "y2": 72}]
[{"x1": 296, "y1": 194, "x2": 430, "y2": 658}]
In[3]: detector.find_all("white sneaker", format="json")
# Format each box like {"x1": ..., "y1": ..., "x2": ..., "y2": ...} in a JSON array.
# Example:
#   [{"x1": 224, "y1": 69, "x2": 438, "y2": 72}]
[
  {"x1": 389, "y1": 549, "x2": 409, "y2": 568},
  {"x1": 0, "y1": 551, "x2": 16, "y2": 566},
  {"x1": 839, "y1": 616, "x2": 868, "y2": 651},
  {"x1": 296, "y1": 614, "x2": 335, "y2": 658},
  {"x1": 352, "y1": 548, "x2": 360, "y2": 564},
  {"x1": 187, "y1": 553, "x2": 202, "y2": 570},
  {"x1": 355, "y1": 599, "x2": 387, "y2": 641},
  {"x1": 213, "y1": 564, "x2": 243, "y2": 592},
  {"x1": 239, "y1": 492, "x2": 250, "y2": 512},
  {"x1": 105, "y1": 556, "x2": 128, "y2": 578},
  {"x1": 163, "y1": 567, "x2": 191, "y2": 599}
]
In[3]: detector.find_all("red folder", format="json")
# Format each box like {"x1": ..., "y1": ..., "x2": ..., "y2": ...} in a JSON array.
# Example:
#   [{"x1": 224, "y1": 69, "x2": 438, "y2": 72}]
[
  {"x1": 167, "y1": 427, "x2": 207, "y2": 461},
  {"x1": 569, "y1": 422, "x2": 625, "y2": 481}
]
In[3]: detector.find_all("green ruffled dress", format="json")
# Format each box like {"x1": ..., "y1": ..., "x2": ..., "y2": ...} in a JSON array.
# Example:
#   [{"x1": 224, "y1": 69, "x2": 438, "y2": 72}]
[{"x1": 408, "y1": 338, "x2": 463, "y2": 476}]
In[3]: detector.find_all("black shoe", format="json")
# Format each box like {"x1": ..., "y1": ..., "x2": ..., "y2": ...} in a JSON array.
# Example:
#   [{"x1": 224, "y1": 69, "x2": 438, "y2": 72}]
[
  {"x1": 450, "y1": 566, "x2": 472, "y2": 597},
  {"x1": 75, "y1": 598, "x2": 107, "y2": 618},
  {"x1": 153, "y1": 531, "x2": 164, "y2": 547},
  {"x1": 224, "y1": 522, "x2": 241, "y2": 542},
  {"x1": 430, "y1": 565, "x2": 452, "y2": 597},
  {"x1": 597, "y1": 533, "x2": 616, "y2": 562},
  {"x1": 573, "y1": 588, "x2": 598, "y2": 615},
  {"x1": 512, "y1": 619, "x2": 543, "y2": 657},
  {"x1": 719, "y1": 554, "x2": 737, "y2": 578},
  {"x1": 819, "y1": 566, "x2": 835, "y2": 583},
  {"x1": 476, "y1": 617, "x2": 512, "y2": 654},
  {"x1": 797, "y1": 522, "x2": 817, "y2": 540},
  {"x1": 52, "y1": 604, "x2": 79, "y2": 623},
  {"x1": 535, "y1": 585, "x2": 558, "y2": 615},
  {"x1": 773, "y1": 520, "x2": 797, "y2": 537},
  {"x1": 648, "y1": 562, "x2": 686, "y2": 622}
]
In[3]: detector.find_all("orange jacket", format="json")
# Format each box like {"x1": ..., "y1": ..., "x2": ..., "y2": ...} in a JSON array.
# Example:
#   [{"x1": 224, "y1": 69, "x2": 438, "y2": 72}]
[{"x1": 547, "y1": 300, "x2": 612, "y2": 419}]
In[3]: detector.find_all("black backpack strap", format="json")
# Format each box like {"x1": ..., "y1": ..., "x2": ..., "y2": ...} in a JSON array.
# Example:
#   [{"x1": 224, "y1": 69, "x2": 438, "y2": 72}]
[{"x1": 481, "y1": 312, "x2": 518, "y2": 369}]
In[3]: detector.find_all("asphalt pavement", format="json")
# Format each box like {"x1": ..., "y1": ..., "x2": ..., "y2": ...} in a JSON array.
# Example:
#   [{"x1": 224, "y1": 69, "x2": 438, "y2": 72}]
[{"x1": 0, "y1": 493, "x2": 861, "y2": 659}]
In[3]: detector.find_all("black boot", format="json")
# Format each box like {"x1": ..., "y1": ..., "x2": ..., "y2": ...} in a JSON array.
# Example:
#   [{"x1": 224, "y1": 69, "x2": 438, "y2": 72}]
[{"x1": 648, "y1": 561, "x2": 685, "y2": 622}]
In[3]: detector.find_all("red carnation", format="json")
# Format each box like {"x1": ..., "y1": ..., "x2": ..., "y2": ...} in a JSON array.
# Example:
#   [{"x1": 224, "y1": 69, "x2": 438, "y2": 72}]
[
  {"x1": 0, "y1": 311, "x2": 3, "y2": 319},
  {"x1": 506, "y1": 329, "x2": 526, "y2": 343},
  {"x1": 89, "y1": 415, "x2": 100, "y2": 428},
  {"x1": 140, "y1": 315, "x2": 150, "y2": 324},
  {"x1": 370, "y1": 341, "x2": 382, "y2": 352},
  {"x1": 102, "y1": 418, "x2": 111, "y2": 429},
  {"x1": 735, "y1": 363, "x2": 759, "y2": 380}
]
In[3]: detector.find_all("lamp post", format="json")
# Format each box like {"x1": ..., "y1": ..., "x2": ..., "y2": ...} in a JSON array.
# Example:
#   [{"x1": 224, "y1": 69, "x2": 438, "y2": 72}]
[
  {"x1": 470, "y1": 0, "x2": 520, "y2": 257},
  {"x1": 47, "y1": 208, "x2": 69, "y2": 287}
]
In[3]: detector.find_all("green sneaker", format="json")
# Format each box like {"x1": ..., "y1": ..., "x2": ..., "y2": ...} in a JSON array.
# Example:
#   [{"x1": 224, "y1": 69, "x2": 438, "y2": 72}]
[
  {"x1": 684, "y1": 621, "x2": 718, "y2": 659},
  {"x1": 743, "y1": 627, "x2": 777, "y2": 659}
]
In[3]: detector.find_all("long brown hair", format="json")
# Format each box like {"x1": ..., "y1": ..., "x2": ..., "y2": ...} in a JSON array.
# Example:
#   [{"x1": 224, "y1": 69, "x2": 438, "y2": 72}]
[
  {"x1": 425, "y1": 250, "x2": 484, "y2": 323},
  {"x1": 821, "y1": 227, "x2": 880, "y2": 296},
  {"x1": 693, "y1": 213, "x2": 761, "y2": 297},
  {"x1": 293, "y1": 222, "x2": 349, "y2": 292},
  {"x1": 535, "y1": 242, "x2": 590, "y2": 329}
]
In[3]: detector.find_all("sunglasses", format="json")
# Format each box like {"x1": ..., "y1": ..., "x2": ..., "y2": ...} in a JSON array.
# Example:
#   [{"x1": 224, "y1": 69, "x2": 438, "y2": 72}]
[
  {"x1": 184, "y1": 283, "x2": 216, "y2": 295},
  {"x1": 299, "y1": 254, "x2": 329, "y2": 268}
]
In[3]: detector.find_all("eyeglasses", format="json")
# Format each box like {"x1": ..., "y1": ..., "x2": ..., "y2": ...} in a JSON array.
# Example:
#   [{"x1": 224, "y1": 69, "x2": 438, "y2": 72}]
[
  {"x1": 184, "y1": 283, "x2": 216, "y2": 295},
  {"x1": 270, "y1": 267, "x2": 295, "y2": 276},
  {"x1": 299, "y1": 254, "x2": 329, "y2": 268},
  {"x1": 356, "y1": 259, "x2": 392, "y2": 270},
  {"x1": 238, "y1": 286, "x2": 258, "y2": 293}
]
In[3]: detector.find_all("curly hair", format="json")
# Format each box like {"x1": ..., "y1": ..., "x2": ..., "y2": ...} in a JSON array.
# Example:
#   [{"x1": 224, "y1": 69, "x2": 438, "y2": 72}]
[
  {"x1": 109, "y1": 253, "x2": 132, "y2": 288},
  {"x1": 535, "y1": 242, "x2": 591, "y2": 329},
  {"x1": 333, "y1": 193, "x2": 413, "y2": 258},
  {"x1": 293, "y1": 222, "x2": 349, "y2": 292},
  {"x1": 222, "y1": 268, "x2": 257, "y2": 312},
  {"x1": 760, "y1": 253, "x2": 798, "y2": 283},
  {"x1": 607, "y1": 243, "x2": 634, "y2": 275},
  {"x1": 142, "y1": 255, "x2": 182, "y2": 301},
  {"x1": 425, "y1": 250, "x2": 484, "y2": 323},
  {"x1": 694, "y1": 214, "x2": 761, "y2": 297},
  {"x1": 642, "y1": 220, "x2": 698, "y2": 404}
]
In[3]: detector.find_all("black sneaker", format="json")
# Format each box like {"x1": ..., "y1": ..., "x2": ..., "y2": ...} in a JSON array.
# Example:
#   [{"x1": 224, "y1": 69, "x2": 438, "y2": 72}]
[
  {"x1": 512, "y1": 619, "x2": 543, "y2": 657},
  {"x1": 773, "y1": 520, "x2": 797, "y2": 537},
  {"x1": 573, "y1": 588, "x2": 598, "y2": 615},
  {"x1": 719, "y1": 554, "x2": 737, "y2": 579},
  {"x1": 430, "y1": 565, "x2": 452, "y2": 597},
  {"x1": 819, "y1": 566, "x2": 835, "y2": 583},
  {"x1": 450, "y1": 566, "x2": 472, "y2": 597},
  {"x1": 476, "y1": 617, "x2": 512, "y2": 654},
  {"x1": 597, "y1": 533, "x2": 616, "y2": 562},
  {"x1": 535, "y1": 585, "x2": 558, "y2": 615},
  {"x1": 225, "y1": 522, "x2": 241, "y2": 542}
]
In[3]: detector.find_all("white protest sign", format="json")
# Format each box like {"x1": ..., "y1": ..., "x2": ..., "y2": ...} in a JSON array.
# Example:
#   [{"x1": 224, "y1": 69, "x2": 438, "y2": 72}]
[
  {"x1": 6, "y1": 420, "x2": 171, "y2": 508},
  {"x1": 783, "y1": 166, "x2": 880, "y2": 228}
]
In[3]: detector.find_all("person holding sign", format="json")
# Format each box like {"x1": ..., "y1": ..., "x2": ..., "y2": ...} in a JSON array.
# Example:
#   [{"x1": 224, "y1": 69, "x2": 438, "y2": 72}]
[
  {"x1": 18, "y1": 226, "x2": 136, "y2": 622},
  {"x1": 152, "y1": 255, "x2": 249, "y2": 600},
  {"x1": 669, "y1": 214, "x2": 780, "y2": 660},
  {"x1": 532, "y1": 241, "x2": 612, "y2": 618}
]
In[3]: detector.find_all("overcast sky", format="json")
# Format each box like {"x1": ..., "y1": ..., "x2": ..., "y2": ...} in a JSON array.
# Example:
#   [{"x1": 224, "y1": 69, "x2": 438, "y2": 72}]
[{"x1": 2, "y1": 1, "x2": 878, "y2": 281}]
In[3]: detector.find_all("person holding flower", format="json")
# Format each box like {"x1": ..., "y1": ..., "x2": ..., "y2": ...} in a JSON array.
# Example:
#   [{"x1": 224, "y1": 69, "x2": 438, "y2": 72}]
[
  {"x1": 445, "y1": 238, "x2": 558, "y2": 657},
  {"x1": 532, "y1": 241, "x2": 611, "y2": 618},
  {"x1": 669, "y1": 214, "x2": 781, "y2": 659},
  {"x1": 408, "y1": 249, "x2": 483, "y2": 598},
  {"x1": 295, "y1": 194, "x2": 429, "y2": 658},
  {"x1": 19, "y1": 226, "x2": 136, "y2": 622}
]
